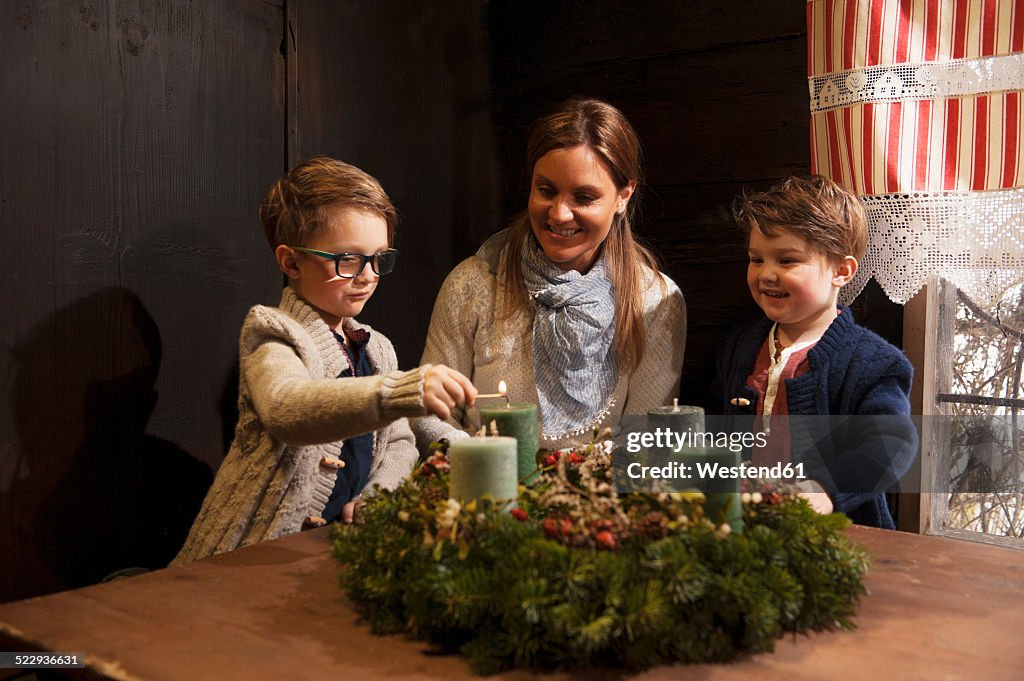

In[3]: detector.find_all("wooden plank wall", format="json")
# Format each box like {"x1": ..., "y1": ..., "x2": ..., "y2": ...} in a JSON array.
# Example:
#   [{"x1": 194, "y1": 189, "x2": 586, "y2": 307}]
[
  {"x1": 0, "y1": 1, "x2": 285, "y2": 601},
  {"x1": 293, "y1": 0, "x2": 500, "y2": 368},
  {"x1": 0, "y1": 0, "x2": 909, "y2": 601},
  {"x1": 487, "y1": 0, "x2": 903, "y2": 406},
  {"x1": 0, "y1": 1, "x2": 499, "y2": 602}
]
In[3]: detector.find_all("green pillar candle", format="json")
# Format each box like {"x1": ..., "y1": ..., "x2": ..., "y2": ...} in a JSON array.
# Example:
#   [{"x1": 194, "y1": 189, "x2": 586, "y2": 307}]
[
  {"x1": 646, "y1": 403, "x2": 742, "y2": 534},
  {"x1": 448, "y1": 435, "x2": 518, "y2": 505},
  {"x1": 669, "y1": 446, "x2": 743, "y2": 534},
  {"x1": 645, "y1": 402, "x2": 706, "y2": 470},
  {"x1": 647, "y1": 402, "x2": 705, "y2": 435},
  {"x1": 479, "y1": 402, "x2": 539, "y2": 481}
]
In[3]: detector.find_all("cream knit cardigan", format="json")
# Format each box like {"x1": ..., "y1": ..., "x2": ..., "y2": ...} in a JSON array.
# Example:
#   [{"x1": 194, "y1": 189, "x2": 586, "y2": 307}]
[
  {"x1": 172, "y1": 288, "x2": 424, "y2": 564},
  {"x1": 415, "y1": 254, "x2": 686, "y2": 450}
]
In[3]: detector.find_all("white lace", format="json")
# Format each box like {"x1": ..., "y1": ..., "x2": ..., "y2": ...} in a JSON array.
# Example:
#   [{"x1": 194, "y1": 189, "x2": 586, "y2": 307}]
[
  {"x1": 840, "y1": 187, "x2": 1024, "y2": 306},
  {"x1": 809, "y1": 52, "x2": 1024, "y2": 113}
]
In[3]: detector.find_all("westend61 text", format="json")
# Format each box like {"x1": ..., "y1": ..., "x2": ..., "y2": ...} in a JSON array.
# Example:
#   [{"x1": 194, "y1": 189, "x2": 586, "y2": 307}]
[
  {"x1": 626, "y1": 461, "x2": 807, "y2": 481},
  {"x1": 624, "y1": 428, "x2": 768, "y2": 454}
]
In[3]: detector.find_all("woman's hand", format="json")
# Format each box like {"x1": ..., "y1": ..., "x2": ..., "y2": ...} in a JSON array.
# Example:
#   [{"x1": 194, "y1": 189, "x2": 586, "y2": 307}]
[{"x1": 423, "y1": 365, "x2": 477, "y2": 420}]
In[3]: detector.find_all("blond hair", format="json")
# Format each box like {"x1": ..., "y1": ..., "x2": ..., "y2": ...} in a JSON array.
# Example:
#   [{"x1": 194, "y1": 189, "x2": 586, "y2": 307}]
[
  {"x1": 498, "y1": 98, "x2": 663, "y2": 370},
  {"x1": 732, "y1": 174, "x2": 867, "y2": 262},
  {"x1": 259, "y1": 156, "x2": 397, "y2": 250}
]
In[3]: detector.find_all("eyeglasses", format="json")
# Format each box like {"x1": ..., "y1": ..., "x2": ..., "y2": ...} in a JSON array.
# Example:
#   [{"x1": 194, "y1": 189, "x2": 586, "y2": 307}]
[{"x1": 291, "y1": 246, "x2": 399, "y2": 279}]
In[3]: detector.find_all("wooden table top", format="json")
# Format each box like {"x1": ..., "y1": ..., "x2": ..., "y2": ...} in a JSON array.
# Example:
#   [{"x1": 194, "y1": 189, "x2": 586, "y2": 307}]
[{"x1": 1, "y1": 524, "x2": 1022, "y2": 681}]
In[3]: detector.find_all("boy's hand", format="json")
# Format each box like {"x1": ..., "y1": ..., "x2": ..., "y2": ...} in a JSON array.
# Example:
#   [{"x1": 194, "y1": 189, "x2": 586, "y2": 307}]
[
  {"x1": 796, "y1": 480, "x2": 834, "y2": 515},
  {"x1": 423, "y1": 365, "x2": 477, "y2": 420},
  {"x1": 341, "y1": 500, "x2": 362, "y2": 524}
]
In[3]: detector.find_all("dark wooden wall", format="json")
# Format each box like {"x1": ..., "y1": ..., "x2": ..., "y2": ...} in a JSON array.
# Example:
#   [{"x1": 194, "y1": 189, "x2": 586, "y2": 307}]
[
  {"x1": 487, "y1": 0, "x2": 903, "y2": 406},
  {"x1": 293, "y1": 1, "x2": 500, "y2": 365},
  {"x1": 1, "y1": 1, "x2": 906, "y2": 602},
  {"x1": 0, "y1": 0, "x2": 283, "y2": 602},
  {"x1": 0, "y1": 1, "x2": 498, "y2": 602}
]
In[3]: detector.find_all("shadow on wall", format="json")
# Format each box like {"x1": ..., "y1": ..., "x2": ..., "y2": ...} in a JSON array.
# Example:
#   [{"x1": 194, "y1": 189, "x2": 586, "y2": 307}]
[{"x1": 1, "y1": 287, "x2": 211, "y2": 598}]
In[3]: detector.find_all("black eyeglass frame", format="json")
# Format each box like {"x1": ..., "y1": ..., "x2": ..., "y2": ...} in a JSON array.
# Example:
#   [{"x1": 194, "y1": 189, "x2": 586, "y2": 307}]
[{"x1": 290, "y1": 246, "x2": 399, "y2": 279}]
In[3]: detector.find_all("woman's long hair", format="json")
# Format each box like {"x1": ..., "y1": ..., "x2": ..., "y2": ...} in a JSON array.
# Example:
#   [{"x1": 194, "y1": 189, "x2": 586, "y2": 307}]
[{"x1": 497, "y1": 98, "x2": 663, "y2": 370}]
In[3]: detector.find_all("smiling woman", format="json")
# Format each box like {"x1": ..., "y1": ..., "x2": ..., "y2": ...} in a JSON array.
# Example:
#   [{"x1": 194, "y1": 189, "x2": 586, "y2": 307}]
[
  {"x1": 416, "y1": 99, "x2": 687, "y2": 448},
  {"x1": 528, "y1": 144, "x2": 634, "y2": 273}
]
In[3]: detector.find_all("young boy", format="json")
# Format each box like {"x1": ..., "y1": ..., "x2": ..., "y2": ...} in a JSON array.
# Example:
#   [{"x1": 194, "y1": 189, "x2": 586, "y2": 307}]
[
  {"x1": 172, "y1": 157, "x2": 476, "y2": 563},
  {"x1": 711, "y1": 174, "x2": 917, "y2": 529}
]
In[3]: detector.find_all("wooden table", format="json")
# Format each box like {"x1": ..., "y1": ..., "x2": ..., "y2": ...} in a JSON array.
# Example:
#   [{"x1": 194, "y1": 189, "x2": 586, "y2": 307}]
[{"x1": 1, "y1": 525, "x2": 1021, "y2": 681}]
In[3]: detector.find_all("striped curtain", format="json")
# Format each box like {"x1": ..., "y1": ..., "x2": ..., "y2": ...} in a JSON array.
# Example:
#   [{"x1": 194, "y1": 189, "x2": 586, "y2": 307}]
[{"x1": 807, "y1": 0, "x2": 1024, "y2": 305}]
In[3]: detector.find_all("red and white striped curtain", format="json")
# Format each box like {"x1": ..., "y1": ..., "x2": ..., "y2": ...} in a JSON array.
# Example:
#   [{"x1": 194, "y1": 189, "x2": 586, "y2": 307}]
[{"x1": 808, "y1": 0, "x2": 1024, "y2": 305}]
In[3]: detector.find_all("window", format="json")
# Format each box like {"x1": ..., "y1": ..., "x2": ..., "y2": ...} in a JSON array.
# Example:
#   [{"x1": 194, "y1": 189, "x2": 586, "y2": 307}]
[{"x1": 921, "y1": 278, "x2": 1024, "y2": 546}]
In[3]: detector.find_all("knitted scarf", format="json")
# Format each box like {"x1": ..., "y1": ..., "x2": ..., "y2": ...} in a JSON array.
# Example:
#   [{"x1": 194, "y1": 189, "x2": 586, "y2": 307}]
[{"x1": 523, "y1": 242, "x2": 619, "y2": 439}]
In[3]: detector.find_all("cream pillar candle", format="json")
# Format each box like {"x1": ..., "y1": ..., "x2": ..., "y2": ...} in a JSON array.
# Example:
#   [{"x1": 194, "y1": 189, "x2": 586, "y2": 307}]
[{"x1": 448, "y1": 435, "x2": 518, "y2": 505}]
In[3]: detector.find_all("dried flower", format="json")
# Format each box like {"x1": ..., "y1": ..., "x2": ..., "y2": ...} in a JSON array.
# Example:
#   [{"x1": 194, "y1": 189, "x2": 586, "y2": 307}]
[
  {"x1": 438, "y1": 498, "x2": 461, "y2": 532},
  {"x1": 421, "y1": 486, "x2": 446, "y2": 504},
  {"x1": 641, "y1": 511, "x2": 669, "y2": 538}
]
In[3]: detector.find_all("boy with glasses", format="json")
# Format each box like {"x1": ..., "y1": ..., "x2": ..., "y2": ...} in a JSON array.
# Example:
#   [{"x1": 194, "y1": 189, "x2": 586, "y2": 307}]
[{"x1": 172, "y1": 157, "x2": 476, "y2": 563}]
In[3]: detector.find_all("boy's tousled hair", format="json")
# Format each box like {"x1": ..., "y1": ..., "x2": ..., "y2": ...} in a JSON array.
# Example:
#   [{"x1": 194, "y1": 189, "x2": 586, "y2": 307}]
[
  {"x1": 259, "y1": 156, "x2": 398, "y2": 251},
  {"x1": 732, "y1": 174, "x2": 867, "y2": 261}
]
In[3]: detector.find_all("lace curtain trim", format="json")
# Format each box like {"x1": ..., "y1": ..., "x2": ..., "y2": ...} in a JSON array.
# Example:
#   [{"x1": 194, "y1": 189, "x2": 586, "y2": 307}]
[
  {"x1": 842, "y1": 187, "x2": 1024, "y2": 306},
  {"x1": 809, "y1": 52, "x2": 1024, "y2": 114}
]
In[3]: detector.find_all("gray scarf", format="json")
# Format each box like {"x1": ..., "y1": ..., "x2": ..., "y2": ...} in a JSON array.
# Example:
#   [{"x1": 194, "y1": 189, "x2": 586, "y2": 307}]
[{"x1": 523, "y1": 242, "x2": 619, "y2": 439}]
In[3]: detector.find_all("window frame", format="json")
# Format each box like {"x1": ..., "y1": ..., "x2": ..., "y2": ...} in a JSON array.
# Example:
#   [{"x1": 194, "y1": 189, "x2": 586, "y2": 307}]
[{"x1": 901, "y1": 277, "x2": 1024, "y2": 548}]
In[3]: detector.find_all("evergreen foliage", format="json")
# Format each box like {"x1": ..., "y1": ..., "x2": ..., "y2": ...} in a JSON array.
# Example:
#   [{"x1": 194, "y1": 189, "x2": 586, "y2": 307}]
[{"x1": 333, "y1": 438, "x2": 869, "y2": 674}]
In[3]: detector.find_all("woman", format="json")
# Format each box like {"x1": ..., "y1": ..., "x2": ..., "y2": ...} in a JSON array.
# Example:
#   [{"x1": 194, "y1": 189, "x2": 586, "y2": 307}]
[{"x1": 417, "y1": 98, "x2": 685, "y2": 448}]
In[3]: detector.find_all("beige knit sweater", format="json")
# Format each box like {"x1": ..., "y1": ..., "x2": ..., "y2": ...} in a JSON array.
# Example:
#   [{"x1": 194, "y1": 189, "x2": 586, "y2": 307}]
[
  {"x1": 414, "y1": 255, "x2": 686, "y2": 451},
  {"x1": 171, "y1": 287, "x2": 424, "y2": 564}
]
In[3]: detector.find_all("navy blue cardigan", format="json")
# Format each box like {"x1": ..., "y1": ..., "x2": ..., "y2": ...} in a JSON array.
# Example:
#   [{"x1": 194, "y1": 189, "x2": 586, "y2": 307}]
[{"x1": 709, "y1": 307, "x2": 918, "y2": 529}]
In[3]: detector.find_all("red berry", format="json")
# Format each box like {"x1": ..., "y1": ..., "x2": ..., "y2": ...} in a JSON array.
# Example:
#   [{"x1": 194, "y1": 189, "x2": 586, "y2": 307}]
[
  {"x1": 560, "y1": 519, "x2": 573, "y2": 536},
  {"x1": 544, "y1": 454, "x2": 558, "y2": 467},
  {"x1": 510, "y1": 508, "x2": 528, "y2": 522},
  {"x1": 543, "y1": 518, "x2": 559, "y2": 538},
  {"x1": 595, "y1": 530, "x2": 616, "y2": 549},
  {"x1": 568, "y1": 452, "x2": 585, "y2": 464}
]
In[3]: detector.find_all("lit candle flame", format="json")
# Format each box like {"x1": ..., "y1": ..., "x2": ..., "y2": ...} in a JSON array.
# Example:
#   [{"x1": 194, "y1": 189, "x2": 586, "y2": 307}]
[{"x1": 477, "y1": 381, "x2": 511, "y2": 405}]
